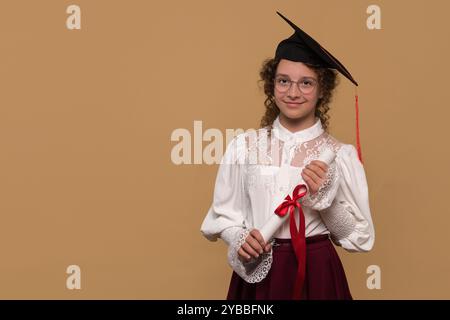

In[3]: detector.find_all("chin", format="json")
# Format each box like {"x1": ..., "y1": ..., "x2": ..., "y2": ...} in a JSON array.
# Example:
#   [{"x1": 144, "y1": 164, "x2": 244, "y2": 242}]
[{"x1": 280, "y1": 109, "x2": 306, "y2": 120}]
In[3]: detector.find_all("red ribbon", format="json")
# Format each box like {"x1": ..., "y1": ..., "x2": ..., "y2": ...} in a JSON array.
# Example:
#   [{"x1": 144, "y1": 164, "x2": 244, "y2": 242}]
[{"x1": 274, "y1": 183, "x2": 308, "y2": 300}]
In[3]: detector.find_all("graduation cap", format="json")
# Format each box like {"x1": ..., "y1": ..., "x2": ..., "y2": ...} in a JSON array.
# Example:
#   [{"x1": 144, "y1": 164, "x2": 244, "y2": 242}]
[{"x1": 274, "y1": 11, "x2": 363, "y2": 164}]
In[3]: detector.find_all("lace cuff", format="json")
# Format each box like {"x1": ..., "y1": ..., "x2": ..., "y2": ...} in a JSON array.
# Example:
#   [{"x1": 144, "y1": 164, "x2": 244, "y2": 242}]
[
  {"x1": 225, "y1": 227, "x2": 273, "y2": 283},
  {"x1": 301, "y1": 161, "x2": 340, "y2": 211},
  {"x1": 319, "y1": 199, "x2": 357, "y2": 241}
]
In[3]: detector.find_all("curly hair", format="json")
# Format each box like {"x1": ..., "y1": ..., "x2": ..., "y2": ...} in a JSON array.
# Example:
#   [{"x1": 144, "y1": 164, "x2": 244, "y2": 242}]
[{"x1": 257, "y1": 57, "x2": 339, "y2": 133}]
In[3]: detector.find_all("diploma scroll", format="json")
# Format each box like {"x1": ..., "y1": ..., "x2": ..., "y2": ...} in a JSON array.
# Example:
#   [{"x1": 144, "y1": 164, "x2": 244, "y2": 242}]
[{"x1": 259, "y1": 147, "x2": 337, "y2": 243}]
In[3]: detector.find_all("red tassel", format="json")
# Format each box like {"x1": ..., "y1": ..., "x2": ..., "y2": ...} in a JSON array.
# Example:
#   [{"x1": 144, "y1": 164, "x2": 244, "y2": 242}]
[{"x1": 355, "y1": 92, "x2": 363, "y2": 165}]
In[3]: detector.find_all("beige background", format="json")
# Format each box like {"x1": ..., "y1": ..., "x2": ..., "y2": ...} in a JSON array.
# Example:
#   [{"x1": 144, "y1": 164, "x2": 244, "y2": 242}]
[{"x1": 0, "y1": 0, "x2": 449, "y2": 299}]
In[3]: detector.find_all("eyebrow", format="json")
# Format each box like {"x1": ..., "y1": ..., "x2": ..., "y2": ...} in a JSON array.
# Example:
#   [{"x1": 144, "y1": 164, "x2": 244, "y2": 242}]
[{"x1": 275, "y1": 73, "x2": 317, "y2": 81}]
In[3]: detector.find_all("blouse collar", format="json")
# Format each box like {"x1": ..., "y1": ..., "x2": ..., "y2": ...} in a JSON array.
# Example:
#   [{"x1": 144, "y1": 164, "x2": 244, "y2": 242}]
[{"x1": 272, "y1": 114, "x2": 324, "y2": 143}]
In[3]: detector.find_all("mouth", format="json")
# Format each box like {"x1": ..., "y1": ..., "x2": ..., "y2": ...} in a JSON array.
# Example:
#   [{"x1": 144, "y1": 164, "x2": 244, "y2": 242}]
[{"x1": 284, "y1": 101, "x2": 304, "y2": 107}]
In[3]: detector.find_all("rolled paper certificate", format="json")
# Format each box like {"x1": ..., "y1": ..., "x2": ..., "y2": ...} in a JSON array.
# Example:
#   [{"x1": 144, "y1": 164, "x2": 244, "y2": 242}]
[{"x1": 259, "y1": 147, "x2": 337, "y2": 243}]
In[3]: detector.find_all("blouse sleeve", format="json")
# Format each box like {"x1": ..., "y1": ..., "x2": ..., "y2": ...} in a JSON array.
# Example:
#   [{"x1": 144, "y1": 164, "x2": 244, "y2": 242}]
[
  {"x1": 200, "y1": 134, "x2": 247, "y2": 246},
  {"x1": 319, "y1": 144, "x2": 375, "y2": 252},
  {"x1": 200, "y1": 134, "x2": 274, "y2": 284}
]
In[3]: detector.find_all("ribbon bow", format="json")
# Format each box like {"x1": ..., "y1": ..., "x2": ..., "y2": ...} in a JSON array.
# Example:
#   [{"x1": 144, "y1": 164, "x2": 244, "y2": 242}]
[{"x1": 274, "y1": 183, "x2": 308, "y2": 300}]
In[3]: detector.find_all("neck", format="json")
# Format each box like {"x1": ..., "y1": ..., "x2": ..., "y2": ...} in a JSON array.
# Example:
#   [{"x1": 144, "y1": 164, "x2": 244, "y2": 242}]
[{"x1": 278, "y1": 113, "x2": 316, "y2": 133}]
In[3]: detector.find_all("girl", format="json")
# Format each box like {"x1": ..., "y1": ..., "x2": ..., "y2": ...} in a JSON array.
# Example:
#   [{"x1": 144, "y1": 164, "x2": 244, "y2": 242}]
[{"x1": 200, "y1": 11, "x2": 374, "y2": 300}]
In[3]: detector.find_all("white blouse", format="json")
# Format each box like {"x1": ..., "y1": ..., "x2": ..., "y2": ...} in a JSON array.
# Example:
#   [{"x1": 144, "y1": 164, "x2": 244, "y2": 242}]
[{"x1": 200, "y1": 115, "x2": 375, "y2": 256}]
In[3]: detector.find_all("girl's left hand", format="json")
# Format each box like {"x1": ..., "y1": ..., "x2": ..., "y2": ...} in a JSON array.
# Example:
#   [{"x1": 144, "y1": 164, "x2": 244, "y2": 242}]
[{"x1": 301, "y1": 160, "x2": 329, "y2": 195}]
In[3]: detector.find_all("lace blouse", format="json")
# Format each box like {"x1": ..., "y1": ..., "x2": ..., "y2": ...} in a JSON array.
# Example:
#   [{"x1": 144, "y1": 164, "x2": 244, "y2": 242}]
[{"x1": 200, "y1": 115, "x2": 375, "y2": 282}]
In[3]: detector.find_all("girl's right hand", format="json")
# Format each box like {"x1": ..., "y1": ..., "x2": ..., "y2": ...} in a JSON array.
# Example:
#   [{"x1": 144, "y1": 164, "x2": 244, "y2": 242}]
[{"x1": 238, "y1": 229, "x2": 272, "y2": 263}]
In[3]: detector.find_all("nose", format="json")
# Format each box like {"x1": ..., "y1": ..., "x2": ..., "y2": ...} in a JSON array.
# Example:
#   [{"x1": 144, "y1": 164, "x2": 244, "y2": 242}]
[{"x1": 287, "y1": 83, "x2": 301, "y2": 99}]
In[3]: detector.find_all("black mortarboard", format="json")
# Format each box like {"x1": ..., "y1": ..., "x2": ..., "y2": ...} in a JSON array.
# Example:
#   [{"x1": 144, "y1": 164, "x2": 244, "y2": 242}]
[
  {"x1": 275, "y1": 11, "x2": 358, "y2": 86},
  {"x1": 274, "y1": 11, "x2": 363, "y2": 163}
]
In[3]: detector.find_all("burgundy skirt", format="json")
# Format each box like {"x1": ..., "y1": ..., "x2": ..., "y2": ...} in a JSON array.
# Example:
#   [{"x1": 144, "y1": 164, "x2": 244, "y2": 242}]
[{"x1": 226, "y1": 234, "x2": 352, "y2": 300}]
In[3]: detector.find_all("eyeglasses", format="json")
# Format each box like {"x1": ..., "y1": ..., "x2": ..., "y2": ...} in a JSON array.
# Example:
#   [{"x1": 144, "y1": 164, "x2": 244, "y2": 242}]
[{"x1": 274, "y1": 76, "x2": 318, "y2": 94}]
